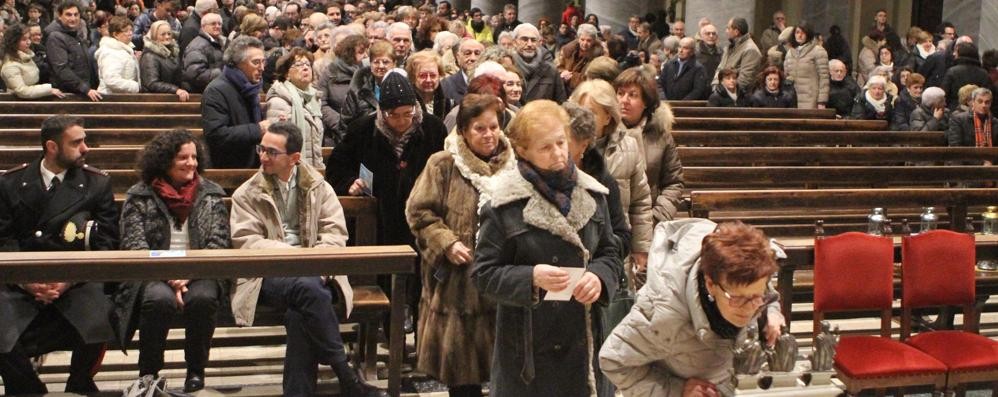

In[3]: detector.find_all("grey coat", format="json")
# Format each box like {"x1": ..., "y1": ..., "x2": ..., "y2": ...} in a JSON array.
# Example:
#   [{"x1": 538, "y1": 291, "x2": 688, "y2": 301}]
[
  {"x1": 182, "y1": 32, "x2": 224, "y2": 93},
  {"x1": 947, "y1": 111, "x2": 998, "y2": 147},
  {"x1": 909, "y1": 103, "x2": 950, "y2": 132},
  {"x1": 340, "y1": 66, "x2": 378, "y2": 129},
  {"x1": 712, "y1": 34, "x2": 762, "y2": 91},
  {"x1": 472, "y1": 167, "x2": 621, "y2": 397},
  {"x1": 316, "y1": 57, "x2": 359, "y2": 147},
  {"x1": 114, "y1": 178, "x2": 231, "y2": 347}
]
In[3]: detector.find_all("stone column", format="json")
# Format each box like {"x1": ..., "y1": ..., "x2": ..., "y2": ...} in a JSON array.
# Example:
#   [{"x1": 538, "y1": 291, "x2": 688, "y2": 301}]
[
  {"x1": 518, "y1": 0, "x2": 562, "y2": 28},
  {"x1": 683, "y1": 0, "x2": 756, "y2": 43},
  {"x1": 586, "y1": 0, "x2": 650, "y2": 34},
  {"x1": 943, "y1": 0, "x2": 998, "y2": 52},
  {"x1": 470, "y1": 0, "x2": 502, "y2": 16}
]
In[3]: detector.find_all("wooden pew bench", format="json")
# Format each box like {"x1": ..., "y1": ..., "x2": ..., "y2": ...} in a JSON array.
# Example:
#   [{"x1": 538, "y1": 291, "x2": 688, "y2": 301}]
[
  {"x1": 2, "y1": 114, "x2": 202, "y2": 129},
  {"x1": 0, "y1": 93, "x2": 204, "y2": 102},
  {"x1": 677, "y1": 147, "x2": 998, "y2": 166},
  {"x1": 669, "y1": 107, "x2": 836, "y2": 119},
  {"x1": 0, "y1": 147, "x2": 332, "y2": 169},
  {"x1": 0, "y1": 101, "x2": 201, "y2": 114},
  {"x1": 672, "y1": 117, "x2": 886, "y2": 131},
  {"x1": 673, "y1": 130, "x2": 946, "y2": 146},
  {"x1": 0, "y1": 129, "x2": 204, "y2": 146},
  {"x1": 683, "y1": 165, "x2": 998, "y2": 189}
]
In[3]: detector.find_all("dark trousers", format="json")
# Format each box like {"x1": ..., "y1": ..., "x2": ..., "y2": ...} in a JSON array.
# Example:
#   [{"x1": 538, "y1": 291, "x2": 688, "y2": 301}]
[
  {"x1": 0, "y1": 305, "x2": 104, "y2": 395},
  {"x1": 138, "y1": 280, "x2": 220, "y2": 377},
  {"x1": 259, "y1": 276, "x2": 348, "y2": 397}
]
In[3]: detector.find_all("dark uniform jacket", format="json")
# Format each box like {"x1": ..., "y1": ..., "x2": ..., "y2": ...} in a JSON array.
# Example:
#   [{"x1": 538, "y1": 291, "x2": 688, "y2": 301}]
[{"x1": 0, "y1": 158, "x2": 119, "y2": 353}]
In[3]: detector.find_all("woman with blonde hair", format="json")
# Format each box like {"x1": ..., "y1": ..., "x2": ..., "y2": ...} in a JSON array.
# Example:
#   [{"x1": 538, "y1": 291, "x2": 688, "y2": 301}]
[
  {"x1": 140, "y1": 20, "x2": 189, "y2": 101},
  {"x1": 405, "y1": 50, "x2": 453, "y2": 119}
]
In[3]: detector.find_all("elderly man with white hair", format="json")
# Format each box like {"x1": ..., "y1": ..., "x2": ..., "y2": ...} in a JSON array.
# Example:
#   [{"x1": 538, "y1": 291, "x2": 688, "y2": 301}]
[
  {"x1": 182, "y1": 12, "x2": 224, "y2": 93},
  {"x1": 440, "y1": 37, "x2": 484, "y2": 103},
  {"x1": 387, "y1": 22, "x2": 413, "y2": 66},
  {"x1": 557, "y1": 23, "x2": 604, "y2": 92},
  {"x1": 660, "y1": 36, "x2": 707, "y2": 100},
  {"x1": 179, "y1": 0, "x2": 218, "y2": 53},
  {"x1": 511, "y1": 23, "x2": 565, "y2": 103}
]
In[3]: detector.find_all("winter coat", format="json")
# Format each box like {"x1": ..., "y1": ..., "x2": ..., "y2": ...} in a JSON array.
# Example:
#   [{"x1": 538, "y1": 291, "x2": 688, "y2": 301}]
[
  {"x1": 44, "y1": 20, "x2": 94, "y2": 95},
  {"x1": 340, "y1": 65, "x2": 379, "y2": 130},
  {"x1": 597, "y1": 126, "x2": 652, "y2": 254},
  {"x1": 783, "y1": 41, "x2": 830, "y2": 109},
  {"x1": 229, "y1": 163, "x2": 351, "y2": 326},
  {"x1": 855, "y1": 36, "x2": 878, "y2": 87},
  {"x1": 695, "y1": 42, "x2": 722, "y2": 88},
  {"x1": 624, "y1": 105, "x2": 684, "y2": 223},
  {"x1": 947, "y1": 112, "x2": 998, "y2": 147},
  {"x1": 941, "y1": 56, "x2": 993, "y2": 111},
  {"x1": 471, "y1": 166, "x2": 621, "y2": 397},
  {"x1": 114, "y1": 178, "x2": 230, "y2": 347},
  {"x1": 599, "y1": 219, "x2": 780, "y2": 396},
  {"x1": 749, "y1": 86, "x2": 797, "y2": 108},
  {"x1": 131, "y1": 9, "x2": 181, "y2": 50},
  {"x1": 440, "y1": 70, "x2": 469, "y2": 104},
  {"x1": 892, "y1": 89, "x2": 919, "y2": 131},
  {"x1": 659, "y1": 58, "x2": 707, "y2": 101},
  {"x1": 316, "y1": 57, "x2": 359, "y2": 147},
  {"x1": 201, "y1": 73, "x2": 262, "y2": 169},
  {"x1": 910, "y1": 103, "x2": 950, "y2": 132},
  {"x1": 828, "y1": 77, "x2": 861, "y2": 117},
  {"x1": 405, "y1": 132, "x2": 515, "y2": 385},
  {"x1": 758, "y1": 25, "x2": 782, "y2": 56},
  {"x1": 558, "y1": 39, "x2": 605, "y2": 92},
  {"x1": 1, "y1": 50, "x2": 54, "y2": 99},
  {"x1": 140, "y1": 38, "x2": 182, "y2": 94},
  {"x1": 95, "y1": 36, "x2": 140, "y2": 94},
  {"x1": 919, "y1": 51, "x2": 950, "y2": 88},
  {"x1": 182, "y1": 32, "x2": 224, "y2": 93},
  {"x1": 579, "y1": 147, "x2": 631, "y2": 259},
  {"x1": 517, "y1": 53, "x2": 567, "y2": 103},
  {"x1": 265, "y1": 81, "x2": 325, "y2": 170},
  {"x1": 326, "y1": 111, "x2": 447, "y2": 245},
  {"x1": 850, "y1": 91, "x2": 895, "y2": 126},
  {"x1": 707, "y1": 85, "x2": 748, "y2": 107},
  {"x1": 713, "y1": 34, "x2": 762, "y2": 91},
  {"x1": 178, "y1": 12, "x2": 202, "y2": 54}
]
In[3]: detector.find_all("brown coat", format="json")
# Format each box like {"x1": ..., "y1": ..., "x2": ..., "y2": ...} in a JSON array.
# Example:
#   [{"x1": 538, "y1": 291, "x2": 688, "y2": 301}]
[
  {"x1": 623, "y1": 104, "x2": 685, "y2": 223},
  {"x1": 405, "y1": 132, "x2": 515, "y2": 385},
  {"x1": 557, "y1": 39, "x2": 605, "y2": 92}
]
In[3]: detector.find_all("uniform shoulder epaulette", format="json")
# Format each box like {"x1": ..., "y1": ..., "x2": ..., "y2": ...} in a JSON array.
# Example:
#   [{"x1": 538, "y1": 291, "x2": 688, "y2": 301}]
[
  {"x1": 2, "y1": 163, "x2": 29, "y2": 176},
  {"x1": 82, "y1": 164, "x2": 109, "y2": 176}
]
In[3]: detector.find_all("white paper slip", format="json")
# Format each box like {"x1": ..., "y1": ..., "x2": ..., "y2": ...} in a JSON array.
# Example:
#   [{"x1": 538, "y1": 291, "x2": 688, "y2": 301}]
[
  {"x1": 149, "y1": 250, "x2": 187, "y2": 258},
  {"x1": 543, "y1": 267, "x2": 586, "y2": 301}
]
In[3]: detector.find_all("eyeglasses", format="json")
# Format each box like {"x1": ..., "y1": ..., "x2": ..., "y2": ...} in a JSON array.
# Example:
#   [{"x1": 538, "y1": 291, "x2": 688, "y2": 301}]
[
  {"x1": 703, "y1": 31, "x2": 718, "y2": 36},
  {"x1": 517, "y1": 36, "x2": 539, "y2": 43},
  {"x1": 291, "y1": 60, "x2": 311, "y2": 69},
  {"x1": 417, "y1": 72, "x2": 439, "y2": 80},
  {"x1": 716, "y1": 282, "x2": 779, "y2": 309},
  {"x1": 371, "y1": 58, "x2": 394, "y2": 67},
  {"x1": 256, "y1": 144, "x2": 287, "y2": 157}
]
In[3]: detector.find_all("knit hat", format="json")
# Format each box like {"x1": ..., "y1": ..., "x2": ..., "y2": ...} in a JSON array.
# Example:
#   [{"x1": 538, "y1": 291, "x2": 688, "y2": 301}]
[{"x1": 379, "y1": 69, "x2": 418, "y2": 110}]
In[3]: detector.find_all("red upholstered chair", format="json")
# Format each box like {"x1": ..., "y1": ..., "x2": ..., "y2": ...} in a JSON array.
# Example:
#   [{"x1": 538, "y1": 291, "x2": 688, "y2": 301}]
[
  {"x1": 813, "y1": 232, "x2": 947, "y2": 396},
  {"x1": 901, "y1": 230, "x2": 998, "y2": 396}
]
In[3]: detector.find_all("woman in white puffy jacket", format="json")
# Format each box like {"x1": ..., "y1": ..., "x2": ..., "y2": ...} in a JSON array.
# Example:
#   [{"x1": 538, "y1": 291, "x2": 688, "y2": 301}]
[
  {"x1": 1, "y1": 23, "x2": 64, "y2": 99},
  {"x1": 95, "y1": 16, "x2": 141, "y2": 94}
]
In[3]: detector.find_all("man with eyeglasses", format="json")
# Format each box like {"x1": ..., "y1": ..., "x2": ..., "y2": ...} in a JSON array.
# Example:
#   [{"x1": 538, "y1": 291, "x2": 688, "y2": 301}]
[
  {"x1": 201, "y1": 36, "x2": 268, "y2": 168},
  {"x1": 696, "y1": 24, "x2": 722, "y2": 86},
  {"x1": 621, "y1": 15, "x2": 641, "y2": 51},
  {"x1": 600, "y1": 219, "x2": 785, "y2": 397},
  {"x1": 759, "y1": 10, "x2": 786, "y2": 57},
  {"x1": 441, "y1": 38, "x2": 484, "y2": 104},
  {"x1": 230, "y1": 121, "x2": 387, "y2": 397},
  {"x1": 511, "y1": 23, "x2": 565, "y2": 103},
  {"x1": 182, "y1": 12, "x2": 224, "y2": 93},
  {"x1": 386, "y1": 22, "x2": 413, "y2": 66}
]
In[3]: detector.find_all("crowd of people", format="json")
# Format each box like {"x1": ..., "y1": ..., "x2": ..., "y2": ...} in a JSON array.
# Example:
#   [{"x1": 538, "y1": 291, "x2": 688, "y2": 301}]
[{"x1": 1, "y1": 1, "x2": 997, "y2": 397}]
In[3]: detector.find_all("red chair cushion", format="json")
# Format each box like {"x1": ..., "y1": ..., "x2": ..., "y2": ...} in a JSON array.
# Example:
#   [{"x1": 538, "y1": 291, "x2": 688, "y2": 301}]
[
  {"x1": 902, "y1": 230, "x2": 976, "y2": 307},
  {"x1": 907, "y1": 331, "x2": 998, "y2": 372},
  {"x1": 814, "y1": 232, "x2": 895, "y2": 312},
  {"x1": 835, "y1": 335, "x2": 947, "y2": 378}
]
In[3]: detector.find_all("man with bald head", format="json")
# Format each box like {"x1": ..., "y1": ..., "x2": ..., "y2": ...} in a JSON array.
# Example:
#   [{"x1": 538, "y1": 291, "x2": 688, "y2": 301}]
[
  {"x1": 697, "y1": 23, "x2": 722, "y2": 83},
  {"x1": 182, "y1": 12, "x2": 225, "y2": 93},
  {"x1": 512, "y1": 23, "x2": 565, "y2": 102},
  {"x1": 440, "y1": 38, "x2": 483, "y2": 103},
  {"x1": 661, "y1": 36, "x2": 707, "y2": 100}
]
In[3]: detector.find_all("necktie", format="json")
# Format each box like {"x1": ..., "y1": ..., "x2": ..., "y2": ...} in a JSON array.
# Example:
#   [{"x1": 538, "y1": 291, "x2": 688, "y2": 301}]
[{"x1": 47, "y1": 176, "x2": 60, "y2": 199}]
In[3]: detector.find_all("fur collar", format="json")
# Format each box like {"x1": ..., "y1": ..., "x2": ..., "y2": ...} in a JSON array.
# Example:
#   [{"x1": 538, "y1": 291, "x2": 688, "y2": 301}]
[
  {"x1": 445, "y1": 130, "x2": 516, "y2": 213},
  {"x1": 488, "y1": 165, "x2": 608, "y2": 262},
  {"x1": 7, "y1": 49, "x2": 34, "y2": 63},
  {"x1": 142, "y1": 37, "x2": 179, "y2": 59}
]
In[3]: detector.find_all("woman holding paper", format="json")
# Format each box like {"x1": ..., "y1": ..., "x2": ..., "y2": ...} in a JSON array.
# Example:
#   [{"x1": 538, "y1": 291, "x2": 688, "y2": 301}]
[
  {"x1": 117, "y1": 129, "x2": 231, "y2": 393},
  {"x1": 472, "y1": 99, "x2": 622, "y2": 397}
]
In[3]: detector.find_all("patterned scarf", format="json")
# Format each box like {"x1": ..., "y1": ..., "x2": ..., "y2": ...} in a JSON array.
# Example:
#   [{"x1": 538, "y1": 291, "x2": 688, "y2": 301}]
[
  {"x1": 517, "y1": 159, "x2": 577, "y2": 216},
  {"x1": 975, "y1": 114, "x2": 993, "y2": 147},
  {"x1": 151, "y1": 173, "x2": 200, "y2": 227}
]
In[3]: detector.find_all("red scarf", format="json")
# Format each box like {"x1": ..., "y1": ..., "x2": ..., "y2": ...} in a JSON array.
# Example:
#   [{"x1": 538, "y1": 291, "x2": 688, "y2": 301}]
[
  {"x1": 974, "y1": 114, "x2": 993, "y2": 147},
  {"x1": 151, "y1": 173, "x2": 200, "y2": 225}
]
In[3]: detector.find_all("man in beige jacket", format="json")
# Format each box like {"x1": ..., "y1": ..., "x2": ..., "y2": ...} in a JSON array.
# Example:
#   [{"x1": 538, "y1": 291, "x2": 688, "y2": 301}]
[{"x1": 229, "y1": 121, "x2": 386, "y2": 397}]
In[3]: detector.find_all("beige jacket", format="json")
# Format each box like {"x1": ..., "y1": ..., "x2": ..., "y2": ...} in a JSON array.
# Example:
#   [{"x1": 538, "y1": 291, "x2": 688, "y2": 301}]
[
  {"x1": 784, "y1": 41, "x2": 830, "y2": 109},
  {"x1": 229, "y1": 162, "x2": 350, "y2": 326},
  {"x1": 1, "y1": 50, "x2": 53, "y2": 99},
  {"x1": 624, "y1": 104, "x2": 685, "y2": 223},
  {"x1": 855, "y1": 36, "x2": 879, "y2": 87},
  {"x1": 599, "y1": 126, "x2": 653, "y2": 253},
  {"x1": 712, "y1": 34, "x2": 762, "y2": 91}
]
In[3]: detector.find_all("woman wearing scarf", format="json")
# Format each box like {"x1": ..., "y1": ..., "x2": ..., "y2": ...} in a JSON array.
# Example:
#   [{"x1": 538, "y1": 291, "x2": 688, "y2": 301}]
[
  {"x1": 341, "y1": 39, "x2": 397, "y2": 129},
  {"x1": 405, "y1": 94, "x2": 514, "y2": 397},
  {"x1": 140, "y1": 20, "x2": 190, "y2": 101},
  {"x1": 202, "y1": 36, "x2": 266, "y2": 168},
  {"x1": 851, "y1": 74, "x2": 895, "y2": 127},
  {"x1": 266, "y1": 48, "x2": 324, "y2": 170},
  {"x1": 117, "y1": 130, "x2": 231, "y2": 393},
  {"x1": 472, "y1": 99, "x2": 621, "y2": 397},
  {"x1": 783, "y1": 22, "x2": 829, "y2": 110}
]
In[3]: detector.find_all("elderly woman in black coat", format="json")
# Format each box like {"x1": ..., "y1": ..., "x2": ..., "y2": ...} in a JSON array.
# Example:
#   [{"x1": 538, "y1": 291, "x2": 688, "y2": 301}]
[
  {"x1": 851, "y1": 74, "x2": 895, "y2": 126},
  {"x1": 118, "y1": 129, "x2": 230, "y2": 393},
  {"x1": 748, "y1": 65, "x2": 797, "y2": 108},
  {"x1": 472, "y1": 99, "x2": 621, "y2": 397},
  {"x1": 140, "y1": 20, "x2": 190, "y2": 101}
]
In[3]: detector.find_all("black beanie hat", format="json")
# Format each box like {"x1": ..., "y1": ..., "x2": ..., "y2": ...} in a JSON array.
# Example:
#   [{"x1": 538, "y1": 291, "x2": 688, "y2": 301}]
[{"x1": 379, "y1": 69, "x2": 418, "y2": 110}]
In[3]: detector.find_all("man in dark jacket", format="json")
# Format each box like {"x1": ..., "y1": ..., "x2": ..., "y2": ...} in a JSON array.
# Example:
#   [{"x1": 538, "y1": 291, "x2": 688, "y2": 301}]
[
  {"x1": 0, "y1": 115, "x2": 119, "y2": 394},
  {"x1": 491, "y1": 3, "x2": 521, "y2": 43},
  {"x1": 620, "y1": 15, "x2": 640, "y2": 51},
  {"x1": 45, "y1": 1, "x2": 101, "y2": 101},
  {"x1": 947, "y1": 88, "x2": 996, "y2": 148},
  {"x1": 828, "y1": 59, "x2": 860, "y2": 118},
  {"x1": 179, "y1": 0, "x2": 217, "y2": 54},
  {"x1": 201, "y1": 36, "x2": 267, "y2": 168},
  {"x1": 512, "y1": 23, "x2": 566, "y2": 103},
  {"x1": 440, "y1": 38, "x2": 483, "y2": 104},
  {"x1": 695, "y1": 24, "x2": 722, "y2": 85},
  {"x1": 661, "y1": 37, "x2": 707, "y2": 100},
  {"x1": 920, "y1": 38, "x2": 953, "y2": 88},
  {"x1": 182, "y1": 12, "x2": 224, "y2": 93},
  {"x1": 942, "y1": 43, "x2": 994, "y2": 111}
]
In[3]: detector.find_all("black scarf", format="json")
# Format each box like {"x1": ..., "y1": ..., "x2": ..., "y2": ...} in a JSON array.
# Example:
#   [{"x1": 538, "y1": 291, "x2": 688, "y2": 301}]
[
  {"x1": 517, "y1": 159, "x2": 577, "y2": 216},
  {"x1": 223, "y1": 65, "x2": 262, "y2": 122},
  {"x1": 697, "y1": 271, "x2": 740, "y2": 340},
  {"x1": 471, "y1": 20, "x2": 485, "y2": 33}
]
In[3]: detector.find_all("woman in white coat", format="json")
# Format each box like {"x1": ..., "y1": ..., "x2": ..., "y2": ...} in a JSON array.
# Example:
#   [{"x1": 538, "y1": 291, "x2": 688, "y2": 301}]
[
  {"x1": 96, "y1": 16, "x2": 141, "y2": 94},
  {"x1": 1, "y1": 23, "x2": 64, "y2": 99}
]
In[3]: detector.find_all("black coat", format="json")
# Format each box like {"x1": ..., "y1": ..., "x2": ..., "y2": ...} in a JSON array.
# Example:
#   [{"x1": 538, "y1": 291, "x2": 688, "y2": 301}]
[
  {"x1": 947, "y1": 111, "x2": 998, "y2": 147},
  {"x1": 201, "y1": 73, "x2": 262, "y2": 168},
  {"x1": 518, "y1": 56, "x2": 567, "y2": 103},
  {"x1": 181, "y1": 32, "x2": 224, "y2": 93},
  {"x1": 178, "y1": 11, "x2": 201, "y2": 54},
  {"x1": 850, "y1": 91, "x2": 895, "y2": 126},
  {"x1": 749, "y1": 86, "x2": 796, "y2": 108},
  {"x1": 659, "y1": 58, "x2": 708, "y2": 100},
  {"x1": 828, "y1": 77, "x2": 861, "y2": 117},
  {"x1": 440, "y1": 70, "x2": 468, "y2": 104},
  {"x1": 941, "y1": 56, "x2": 993, "y2": 111},
  {"x1": 139, "y1": 44, "x2": 182, "y2": 93},
  {"x1": 695, "y1": 42, "x2": 722, "y2": 87},
  {"x1": 420, "y1": 87, "x2": 454, "y2": 121},
  {"x1": 579, "y1": 147, "x2": 630, "y2": 258},
  {"x1": 919, "y1": 51, "x2": 951, "y2": 88},
  {"x1": 44, "y1": 20, "x2": 94, "y2": 95},
  {"x1": 340, "y1": 66, "x2": 379, "y2": 130},
  {"x1": 325, "y1": 112, "x2": 447, "y2": 245},
  {"x1": 0, "y1": 159, "x2": 119, "y2": 353},
  {"x1": 707, "y1": 85, "x2": 748, "y2": 107},
  {"x1": 892, "y1": 89, "x2": 918, "y2": 131}
]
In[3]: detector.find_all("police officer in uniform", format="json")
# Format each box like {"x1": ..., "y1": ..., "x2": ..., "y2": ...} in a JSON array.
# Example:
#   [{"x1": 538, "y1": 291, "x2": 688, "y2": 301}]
[{"x1": 0, "y1": 115, "x2": 120, "y2": 394}]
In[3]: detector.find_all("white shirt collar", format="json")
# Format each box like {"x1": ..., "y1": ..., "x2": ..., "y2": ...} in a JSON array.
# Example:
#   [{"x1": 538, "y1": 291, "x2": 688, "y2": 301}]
[{"x1": 39, "y1": 161, "x2": 67, "y2": 190}]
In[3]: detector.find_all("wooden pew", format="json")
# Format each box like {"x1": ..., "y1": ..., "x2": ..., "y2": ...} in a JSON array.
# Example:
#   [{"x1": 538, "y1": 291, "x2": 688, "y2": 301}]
[
  {"x1": 677, "y1": 147, "x2": 998, "y2": 165},
  {"x1": 0, "y1": 147, "x2": 332, "y2": 169},
  {"x1": 683, "y1": 165, "x2": 998, "y2": 188},
  {"x1": 673, "y1": 130, "x2": 946, "y2": 146},
  {"x1": 0, "y1": 101, "x2": 201, "y2": 114},
  {"x1": 2, "y1": 114, "x2": 203, "y2": 129},
  {"x1": 669, "y1": 107, "x2": 836, "y2": 119},
  {"x1": 0, "y1": 93, "x2": 204, "y2": 102},
  {"x1": 663, "y1": 100, "x2": 706, "y2": 107},
  {"x1": 673, "y1": 117, "x2": 886, "y2": 131},
  {"x1": 0, "y1": 246, "x2": 415, "y2": 397},
  {"x1": 0, "y1": 128, "x2": 205, "y2": 146}
]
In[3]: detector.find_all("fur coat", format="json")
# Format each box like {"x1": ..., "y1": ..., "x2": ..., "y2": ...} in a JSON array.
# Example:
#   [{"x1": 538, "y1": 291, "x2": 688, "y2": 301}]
[{"x1": 405, "y1": 132, "x2": 515, "y2": 385}]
